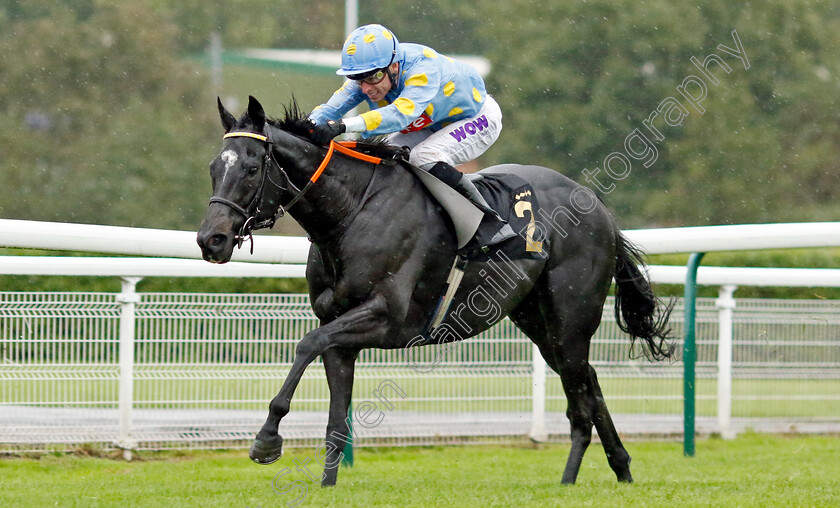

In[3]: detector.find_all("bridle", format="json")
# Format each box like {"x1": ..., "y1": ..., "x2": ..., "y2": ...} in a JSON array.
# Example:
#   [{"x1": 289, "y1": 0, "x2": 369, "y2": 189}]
[
  {"x1": 209, "y1": 131, "x2": 382, "y2": 252},
  {"x1": 208, "y1": 131, "x2": 285, "y2": 252}
]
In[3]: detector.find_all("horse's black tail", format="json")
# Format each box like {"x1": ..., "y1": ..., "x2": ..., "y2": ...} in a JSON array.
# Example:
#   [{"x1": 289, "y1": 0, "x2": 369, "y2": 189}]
[{"x1": 613, "y1": 232, "x2": 676, "y2": 361}]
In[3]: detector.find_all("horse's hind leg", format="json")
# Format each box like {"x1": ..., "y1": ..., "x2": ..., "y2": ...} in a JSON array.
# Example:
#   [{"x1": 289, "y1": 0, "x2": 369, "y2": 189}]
[
  {"x1": 556, "y1": 309, "x2": 633, "y2": 483},
  {"x1": 515, "y1": 264, "x2": 632, "y2": 484},
  {"x1": 554, "y1": 339, "x2": 599, "y2": 484},
  {"x1": 510, "y1": 290, "x2": 597, "y2": 483},
  {"x1": 587, "y1": 364, "x2": 633, "y2": 482}
]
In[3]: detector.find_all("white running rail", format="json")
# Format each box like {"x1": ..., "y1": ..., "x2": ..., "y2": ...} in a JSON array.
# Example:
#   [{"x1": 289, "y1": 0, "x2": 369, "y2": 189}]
[{"x1": 2, "y1": 219, "x2": 840, "y2": 455}]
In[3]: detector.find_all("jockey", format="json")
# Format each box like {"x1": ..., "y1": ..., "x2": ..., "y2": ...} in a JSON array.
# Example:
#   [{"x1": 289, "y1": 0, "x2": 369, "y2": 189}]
[{"x1": 308, "y1": 24, "x2": 508, "y2": 238}]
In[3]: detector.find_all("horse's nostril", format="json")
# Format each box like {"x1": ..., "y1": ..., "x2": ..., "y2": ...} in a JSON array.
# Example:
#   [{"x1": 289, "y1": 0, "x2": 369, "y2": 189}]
[{"x1": 208, "y1": 234, "x2": 227, "y2": 248}]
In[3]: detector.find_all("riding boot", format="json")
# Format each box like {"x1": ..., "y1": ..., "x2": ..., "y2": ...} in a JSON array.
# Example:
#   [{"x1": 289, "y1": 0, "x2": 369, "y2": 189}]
[
  {"x1": 427, "y1": 162, "x2": 516, "y2": 251},
  {"x1": 427, "y1": 162, "x2": 505, "y2": 222}
]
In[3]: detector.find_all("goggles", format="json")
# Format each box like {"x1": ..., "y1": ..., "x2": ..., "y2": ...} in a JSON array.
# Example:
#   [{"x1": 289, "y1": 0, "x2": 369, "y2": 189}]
[{"x1": 350, "y1": 68, "x2": 388, "y2": 85}]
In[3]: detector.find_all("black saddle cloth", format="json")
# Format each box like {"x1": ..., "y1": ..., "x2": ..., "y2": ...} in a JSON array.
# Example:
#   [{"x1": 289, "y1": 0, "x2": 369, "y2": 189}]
[{"x1": 463, "y1": 173, "x2": 548, "y2": 261}]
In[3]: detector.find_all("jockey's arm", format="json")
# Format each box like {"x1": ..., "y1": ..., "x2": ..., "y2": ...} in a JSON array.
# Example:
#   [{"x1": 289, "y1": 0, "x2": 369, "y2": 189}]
[
  {"x1": 315, "y1": 61, "x2": 443, "y2": 138},
  {"x1": 352, "y1": 63, "x2": 441, "y2": 137},
  {"x1": 310, "y1": 81, "x2": 366, "y2": 124}
]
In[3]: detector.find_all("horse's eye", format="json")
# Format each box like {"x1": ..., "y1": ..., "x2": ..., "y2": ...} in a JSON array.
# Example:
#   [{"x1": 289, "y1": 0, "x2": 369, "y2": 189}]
[{"x1": 248, "y1": 166, "x2": 259, "y2": 175}]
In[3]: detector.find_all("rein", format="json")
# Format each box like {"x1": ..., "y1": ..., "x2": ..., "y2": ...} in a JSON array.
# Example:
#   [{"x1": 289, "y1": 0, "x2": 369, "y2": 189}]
[
  {"x1": 281, "y1": 140, "x2": 382, "y2": 213},
  {"x1": 210, "y1": 132, "x2": 382, "y2": 251}
]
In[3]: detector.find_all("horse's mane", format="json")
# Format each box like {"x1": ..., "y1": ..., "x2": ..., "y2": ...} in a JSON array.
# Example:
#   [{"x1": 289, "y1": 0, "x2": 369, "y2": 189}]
[{"x1": 269, "y1": 98, "x2": 312, "y2": 137}]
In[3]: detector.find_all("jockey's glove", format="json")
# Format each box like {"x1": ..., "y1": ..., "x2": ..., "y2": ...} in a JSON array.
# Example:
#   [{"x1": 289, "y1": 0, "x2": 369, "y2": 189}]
[{"x1": 310, "y1": 120, "x2": 346, "y2": 145}]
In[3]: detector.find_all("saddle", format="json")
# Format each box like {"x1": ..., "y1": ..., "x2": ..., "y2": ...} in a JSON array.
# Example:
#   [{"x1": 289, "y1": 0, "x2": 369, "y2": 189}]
[
  {"x1": 347, "y1": 142, "x2": 546, "y2": 260},
  {"x1": 410, "y1": 166, "x2": 547, "y2": 261}
]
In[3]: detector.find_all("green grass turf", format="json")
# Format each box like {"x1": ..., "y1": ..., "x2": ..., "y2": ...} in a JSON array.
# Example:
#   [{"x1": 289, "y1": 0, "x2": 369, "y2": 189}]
[{"x1": 1, "y1": 434, "x2": 838, "y2": 507}]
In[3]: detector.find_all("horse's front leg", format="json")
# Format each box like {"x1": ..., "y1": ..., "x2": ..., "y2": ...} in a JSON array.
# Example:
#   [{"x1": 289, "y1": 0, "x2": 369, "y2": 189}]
[
  {"x1": 249, "y1": 295, "x2": 388, "y2": 465},
  {"x1": 320, "y1": 347, "x2": 359, "y2": 486}
]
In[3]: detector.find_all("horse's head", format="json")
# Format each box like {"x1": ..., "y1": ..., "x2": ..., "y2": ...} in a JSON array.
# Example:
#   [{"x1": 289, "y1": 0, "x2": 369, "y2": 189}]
[
  {"x1": 197, "y1": 96, "x2": 306, "y2": 263},
  {"x1": 198, "y1": 95, "x2": 389, "y2": 262}
]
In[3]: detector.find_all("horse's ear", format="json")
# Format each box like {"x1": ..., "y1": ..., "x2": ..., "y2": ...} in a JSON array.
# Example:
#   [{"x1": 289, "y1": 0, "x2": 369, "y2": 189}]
[
  {"x1": 248, "y1": 95, "x2": 266, "y2": 133},
  {"x1": 218, "y1": 97, "x2": 236, "y2": 132}
]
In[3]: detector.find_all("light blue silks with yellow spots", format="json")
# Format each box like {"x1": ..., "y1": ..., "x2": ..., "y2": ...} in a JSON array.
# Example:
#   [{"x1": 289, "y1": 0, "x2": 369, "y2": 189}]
[{"x1": 311, "y1": 42, "x2": 488, "y2": 138}]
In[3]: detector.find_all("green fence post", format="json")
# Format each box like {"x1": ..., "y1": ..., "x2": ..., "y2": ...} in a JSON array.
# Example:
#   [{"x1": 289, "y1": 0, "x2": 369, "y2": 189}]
[
  {"x1": 342, "y1": 402, "x2": 353, "y2": 467},
  {"x1": 683, "y1": 252, "x2": 705, "y2": 457}
]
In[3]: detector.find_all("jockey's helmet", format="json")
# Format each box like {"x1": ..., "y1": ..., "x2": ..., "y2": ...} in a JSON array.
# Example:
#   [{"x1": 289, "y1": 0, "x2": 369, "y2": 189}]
[{"x1": 337, "y1": 24, "x2": 400, "y2": 79}]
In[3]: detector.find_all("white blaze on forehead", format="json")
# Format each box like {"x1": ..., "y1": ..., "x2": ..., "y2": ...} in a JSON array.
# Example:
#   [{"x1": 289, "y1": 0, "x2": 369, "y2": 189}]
[
  {"x1": 221, "y1": 150, "x2": 238, "y2": 181},
  {"x1": 221, "y1": 150, "x2": 238, "y2": 168}
]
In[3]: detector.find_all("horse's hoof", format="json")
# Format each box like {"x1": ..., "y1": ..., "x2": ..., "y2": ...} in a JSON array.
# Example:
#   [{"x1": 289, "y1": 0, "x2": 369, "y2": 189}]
[{"x1": 249, "y1": 435, "x2": 284, "y2": 465}]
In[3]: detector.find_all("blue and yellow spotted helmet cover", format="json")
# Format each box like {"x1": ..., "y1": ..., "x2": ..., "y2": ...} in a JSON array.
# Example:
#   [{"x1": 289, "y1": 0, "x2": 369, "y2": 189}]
[{"x1": 337, "y1": 24, "x2": 401, "y2": 76}]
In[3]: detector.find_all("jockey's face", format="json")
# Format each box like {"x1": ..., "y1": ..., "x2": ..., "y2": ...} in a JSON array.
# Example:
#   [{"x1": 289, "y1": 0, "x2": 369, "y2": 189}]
[{"x1": 359, "y1": 63, "x2": 398, "y2": 102}]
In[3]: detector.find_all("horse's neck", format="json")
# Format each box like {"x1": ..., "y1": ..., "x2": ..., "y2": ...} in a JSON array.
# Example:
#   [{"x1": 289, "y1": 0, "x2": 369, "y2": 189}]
[
  {"x1": 290, "y1": 159, "x2": 376, "y2": 242},
  {"x1": 264, "y1": 126, "x2": 371, "y2": 240}
]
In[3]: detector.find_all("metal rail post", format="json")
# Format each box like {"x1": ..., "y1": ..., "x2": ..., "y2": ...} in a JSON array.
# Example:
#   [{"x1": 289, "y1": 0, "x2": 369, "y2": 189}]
[
  {"x1": 117, "y1": 277, "x2": 142, "y2": 460},
  {"x1": 683, "y1": 253, "x2": 705, "y2": 457},
  {"x1": 715, "y1": 285, "x2": 737, "y2": 439},
  {"x1": 529, "y1": 343, "x2": 548, "y2": 441},
  {"x1": 342, "y1": 403, "x2": 354, "y2": 467}
]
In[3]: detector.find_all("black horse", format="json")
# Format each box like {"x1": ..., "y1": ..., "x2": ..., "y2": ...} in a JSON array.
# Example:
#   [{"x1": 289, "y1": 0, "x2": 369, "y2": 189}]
[{"x1": 197, "y1": 96, "x2": 674, "y2": 486}]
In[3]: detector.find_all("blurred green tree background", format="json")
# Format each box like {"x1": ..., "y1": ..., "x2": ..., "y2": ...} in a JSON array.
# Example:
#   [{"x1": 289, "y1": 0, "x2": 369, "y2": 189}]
[{"x1": 2, "y1": 0, "x2": 838, "y2": 231}]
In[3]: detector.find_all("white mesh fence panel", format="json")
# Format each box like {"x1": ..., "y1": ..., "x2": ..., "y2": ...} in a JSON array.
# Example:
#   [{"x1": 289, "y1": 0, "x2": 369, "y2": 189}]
[{"x1": 1, "y1": 292, "x2": 838, "y2": 452}]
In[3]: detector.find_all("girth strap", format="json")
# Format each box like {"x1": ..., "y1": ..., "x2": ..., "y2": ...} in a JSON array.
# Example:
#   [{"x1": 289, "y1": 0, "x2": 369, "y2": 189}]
[{"x1": 426, "y1": 255, "x2": 469, "y2": 333}]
